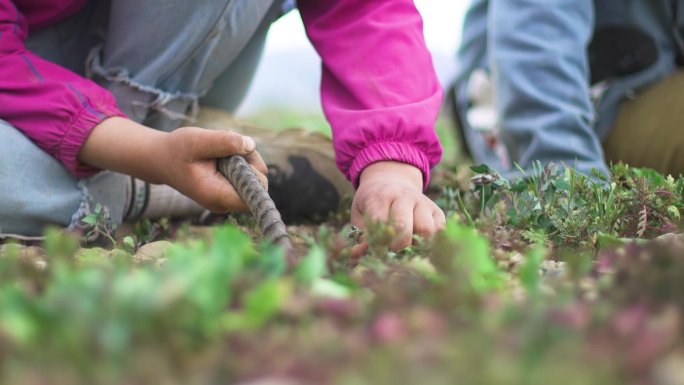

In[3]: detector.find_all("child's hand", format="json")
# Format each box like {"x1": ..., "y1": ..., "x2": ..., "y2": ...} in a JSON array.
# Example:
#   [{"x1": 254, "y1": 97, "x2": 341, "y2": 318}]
[
  {"x1": 156, "y1": 126, "x2": 268, "y2": 213},
  {"x1": 350, "y1": 161, "x2": 446, "y2": 256},
  {"x1": 79, "y1": 117, "x2": 267, "y2": 213}
]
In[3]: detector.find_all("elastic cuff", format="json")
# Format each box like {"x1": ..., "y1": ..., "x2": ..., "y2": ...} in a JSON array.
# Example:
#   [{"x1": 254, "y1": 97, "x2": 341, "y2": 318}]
[
  {"x1": 58, "y1": 104, "x2": 126, "y2": 177},
  {"x1": 348, "y1": 141, "x2": 431, "y2": 190}
]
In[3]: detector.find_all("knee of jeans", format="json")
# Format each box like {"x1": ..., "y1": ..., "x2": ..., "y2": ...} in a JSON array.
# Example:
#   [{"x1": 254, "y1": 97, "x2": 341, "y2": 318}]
[
  {"x1": 0, "y1": 180, "x2": 90, "y2": 240},
  {"x1": 86, "y1": 46, "x2": 200, "y2": 126}
]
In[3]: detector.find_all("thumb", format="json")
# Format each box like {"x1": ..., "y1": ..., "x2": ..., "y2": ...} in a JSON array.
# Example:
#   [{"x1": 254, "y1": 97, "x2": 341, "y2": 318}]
[{"x1": 187, "y1": 128, "x2": 256, "y2": 159}]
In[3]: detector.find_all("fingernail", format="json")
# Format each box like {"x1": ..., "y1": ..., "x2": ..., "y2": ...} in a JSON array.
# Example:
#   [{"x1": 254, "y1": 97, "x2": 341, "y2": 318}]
[{"x1": 243, "y1": 136, "x2": 256, "y2": 152}]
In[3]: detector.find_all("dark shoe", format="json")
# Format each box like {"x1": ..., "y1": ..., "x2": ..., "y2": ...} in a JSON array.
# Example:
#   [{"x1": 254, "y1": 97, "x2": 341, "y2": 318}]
[
  {"x1": 195, "y1": 107, "x2": 355, "y2": 223},
  {"x1": 588, "y1": 26, "x2": 658, "y2": 85}
]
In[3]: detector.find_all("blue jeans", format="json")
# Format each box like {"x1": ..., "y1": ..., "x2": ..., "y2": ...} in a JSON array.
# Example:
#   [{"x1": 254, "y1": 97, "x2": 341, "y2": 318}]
[
  {"x1": 0, "y1": 0, "x2": 290, "y2": 238},
  {"x1": 454, "y1": 0, "x2": 682, "y2": 179}
]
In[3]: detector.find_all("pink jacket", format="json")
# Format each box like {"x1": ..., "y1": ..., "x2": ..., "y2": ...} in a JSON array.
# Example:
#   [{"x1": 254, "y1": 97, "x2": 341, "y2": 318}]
[{"x1": 0, "y1": 0, "x2": 443, "y2": 187}]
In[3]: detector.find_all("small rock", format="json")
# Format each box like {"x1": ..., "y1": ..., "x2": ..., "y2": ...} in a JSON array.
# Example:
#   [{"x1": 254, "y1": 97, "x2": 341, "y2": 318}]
[
  {"x1": 654, "y1": 351, "x2": 684, "y2": 385},
  {"x1": 654, "y1": 232, "x2": 684, "y2": 247},
  {"x1": 75, "y1": 247, "x2": 111, "y2": 266},
  {"x1": 134, "y1": 241, "x2": 173, "y2": 264},
  {"x1": 0, "y1": 244, "x2": 47, "y2": 269},
  {"x1": 505, "y1": 251, "x2": 524, "y2": 272},
  {"x1": 0, "y1": 243, "x2": 23, "y2": 256},
  {"x1": 20, "y1": 246, "x2": 45, "y2": 259},
  {"x1": 540, "y1": 260, "x2": 566, "y2": 278}
]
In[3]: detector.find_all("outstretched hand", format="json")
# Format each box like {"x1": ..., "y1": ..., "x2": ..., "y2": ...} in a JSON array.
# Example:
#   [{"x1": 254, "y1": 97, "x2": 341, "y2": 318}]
[
  {"x1": 79, "y1": 117, "x2": 268, "y2": 213},
  {"x1": 350, "y1": 161, "x2": 446, "y2": 257}
]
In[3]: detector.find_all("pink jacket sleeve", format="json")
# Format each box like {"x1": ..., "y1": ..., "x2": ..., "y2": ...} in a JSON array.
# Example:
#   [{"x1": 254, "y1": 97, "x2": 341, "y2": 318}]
[
  {"x1": 0, "y1": 0, "x2": 124, "y2": 176},
  {"x1": 298, "y1": 0, "x2": 443, "y2": 189}
]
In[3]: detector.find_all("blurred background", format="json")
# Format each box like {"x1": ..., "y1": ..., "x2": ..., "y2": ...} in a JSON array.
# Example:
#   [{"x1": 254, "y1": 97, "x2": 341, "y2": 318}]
[{"x1": 236, "y1": 0, "x2": 469, "y2": 118}]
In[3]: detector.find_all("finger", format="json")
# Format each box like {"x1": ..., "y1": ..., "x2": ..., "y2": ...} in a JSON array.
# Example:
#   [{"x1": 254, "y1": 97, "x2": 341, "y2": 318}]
[
  {"x1": 350, "y1": 242, "x2": 369, "y2": 260},
  {"x1": 433, "y1": 207, "x2": 446, "y2": 231},
  {"x1": 361, "y1": 195, "x2": 391, "y2": 224},
  {"x1": 388, "y1": 197, "x2": 415, "y2": 251},
  {"x1": 413, "y1": 202, "x2": 436, "y2": 239},
  {"x1": 351, "y1": 202, "x2": 364, "y2": 228},
  {"x1": 244, "y1": 149, "x2": 268, "y2": 175},
  {"x1": 206, "y1": 168, "x2": 267, "y2": 212},
  {"x1": 190, "y1": 129, "x2": 256, "y2": 159},
  {"x1": 213, "y1": 178, "x2": 250, "y2": 213},
  {"x1": 250, "y1": 165, "x2": 269, "y2": 190},
  {"x1": 195, "y1": 169, "x2": 249, "y2": 213}
]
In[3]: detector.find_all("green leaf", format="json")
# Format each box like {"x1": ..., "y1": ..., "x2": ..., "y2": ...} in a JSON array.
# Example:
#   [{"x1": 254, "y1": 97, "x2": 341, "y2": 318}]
[
  {"x1": 440, "y1": 220, "x2": 504, "y2": 293},
  {"x1": 0, "y1": 288, "x2": 38, "y2": 346},
  {"x1": 632, "y1": 167, "x2": 666, "y2": 185},
  {"x1": 243, "y1": 279, "x2": 292, "y2": 328},
  {"x1": 668, "y1": 205, "x2": 681, "y2": 220},
  {"x1": 311, "y1": 278, "x2": 351, "y2": 299},
  {"x1": 329, "y1": 273, "x2": 360, "y2": 292},
  {"x1": 519, "y1": 245, "x2": 545, "y2": 295},
  {"x1": 99, "y1": 319, "x2": 130, "y2": 356},
  {"x1": 43, "y1": 227, "x2": 80, "y2": 262},
  {"x1": 533, "y1": 201, "x2": 542, "y2": 211},
  {"x1": 75, "y1": 248, "x2": 112, "y2": 268},
  {"x1": 208, "y1": 225, "x2": 253, "y2": 279},
  {"x1": 81, "y1": 214, "x2": 98, "y2": 226},
  {"x1": 596, "y1": 232, "x2": 646, "y2": 249},
  {"x1": 408, "y1": 257, "x2": 440, "y2": 281},
  {"x1": 294, "y1": 245, "x2": 328, "y2": 285},
  {"x1": 470, "y1": 164, "x2": 491, "y2": 174},
  {"x1": 255, "y1": 242, "x2": 287, "y2": 278},
  {"x1": 123, "y1": 236, "x2": 136, "y2": 251}
]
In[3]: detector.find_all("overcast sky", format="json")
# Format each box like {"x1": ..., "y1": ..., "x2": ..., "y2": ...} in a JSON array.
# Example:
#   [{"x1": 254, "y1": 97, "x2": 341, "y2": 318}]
[
  {"x1": 237, "y1": 1, "x2": 468, "y2": 114},
  {"x1": 264, "y1": 1, "x2": 469, "y2": 57}
]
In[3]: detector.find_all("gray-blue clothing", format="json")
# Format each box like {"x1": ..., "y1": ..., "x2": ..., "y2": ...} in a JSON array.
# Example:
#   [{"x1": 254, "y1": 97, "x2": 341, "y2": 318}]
[{"x1": 454, "y1": 0, "x2": 684, "y2": 178}]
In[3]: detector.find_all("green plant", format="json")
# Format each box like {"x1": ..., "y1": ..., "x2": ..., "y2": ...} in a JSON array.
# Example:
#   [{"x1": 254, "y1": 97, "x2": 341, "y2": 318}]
[
  {"x1": 1, "y1": 160, "x2": 683, "y2": 385},
  {"x1": 81, "y1": 203, "x2": 118, "y2": 246}
]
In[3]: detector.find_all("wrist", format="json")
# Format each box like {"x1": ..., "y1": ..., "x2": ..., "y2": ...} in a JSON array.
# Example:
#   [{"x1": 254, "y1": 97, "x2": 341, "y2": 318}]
[
  {"x1": 359, "y1": 161, "x2": 423, "y2": 191},
  {"x1": 79, "y1": 117, "x2": 168, "y2": 184}
]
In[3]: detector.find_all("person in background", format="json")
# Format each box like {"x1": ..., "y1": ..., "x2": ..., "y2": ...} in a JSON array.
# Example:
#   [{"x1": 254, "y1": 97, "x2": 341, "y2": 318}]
[
  {"x1": 451, "y1": 0, "x2": 684, "y2": 180},
  {"x1": 0, "y1": 0, "x2": 446, "y2": 250}
]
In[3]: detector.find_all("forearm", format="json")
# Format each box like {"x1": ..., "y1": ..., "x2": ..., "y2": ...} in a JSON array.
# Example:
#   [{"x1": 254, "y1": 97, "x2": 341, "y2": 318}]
[
  {"x1": 298, "y1": 0, "x2": 443, "y2": 187},
  {"x1": 78, "y1": 117, "x2": 168, "y2": 184},
  {"x1": 78, "y1": 117, "x2": 268, "y2": 213}
]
